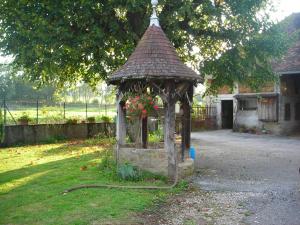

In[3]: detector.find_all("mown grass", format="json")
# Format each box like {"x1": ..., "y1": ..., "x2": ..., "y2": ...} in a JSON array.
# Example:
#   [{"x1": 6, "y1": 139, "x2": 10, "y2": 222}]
[{"x1": 0, "y1": 138, "x2": 181, "y2": 225}]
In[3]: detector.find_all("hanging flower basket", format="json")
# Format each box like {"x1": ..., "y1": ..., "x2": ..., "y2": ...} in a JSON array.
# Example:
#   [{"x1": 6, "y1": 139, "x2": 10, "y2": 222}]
[
  {"x1": 125, "y1": 95, "x2": 159, "y2": 119},
  {"x1": 124, "y1": 94, "x2": 159, "y2": 146}
]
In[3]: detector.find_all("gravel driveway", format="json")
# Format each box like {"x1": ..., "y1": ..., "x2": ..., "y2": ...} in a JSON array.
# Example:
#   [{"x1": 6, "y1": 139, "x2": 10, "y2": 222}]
[
  {"x1": 192, "y1": 130, "x2": 300, "y2": 225},
  {"x1": 139, "y1": 130, "x2": 300, "y2": 225}
]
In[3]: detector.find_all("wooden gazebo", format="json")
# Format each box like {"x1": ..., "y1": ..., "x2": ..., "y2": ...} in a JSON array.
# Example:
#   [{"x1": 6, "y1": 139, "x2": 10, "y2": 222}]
[{"x1": 108, "y1": 0, "x2": 202, "y2": 179}]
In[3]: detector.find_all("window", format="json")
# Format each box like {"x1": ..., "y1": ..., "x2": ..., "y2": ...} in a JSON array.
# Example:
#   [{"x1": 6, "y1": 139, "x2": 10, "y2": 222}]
[
  {"x1": 258, "y1": 97, "x2": 278, "y2": 122},
  {"x1": 295, "y1": 103, "x2": 300, "y2": 121},
  {"x1": 238, "y1": 98, "x2": 257, "y2": 111},
  {"x1": 284, "y1": 103, "x2": 291, "y2": 121}
]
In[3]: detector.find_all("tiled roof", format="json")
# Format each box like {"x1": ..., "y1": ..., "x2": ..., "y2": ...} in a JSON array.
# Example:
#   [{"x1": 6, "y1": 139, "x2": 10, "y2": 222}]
[
  {"x1": 274, "y1": 13, "x2": 300, "y2": 73},
  {"x1": 108, "y1": 25, "x2": 202, "y2": 84},
  {"x1": 274, "y1": 40, "x2": 300, "y2": 73}
]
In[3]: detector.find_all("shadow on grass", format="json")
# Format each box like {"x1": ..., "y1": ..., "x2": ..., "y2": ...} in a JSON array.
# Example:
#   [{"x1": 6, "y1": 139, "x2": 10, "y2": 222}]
[
  {"x1": 0, "y1": 142, "x2": 168, "y2": 225},
  {"x1": 39, "y1": 138, "x2": 115, "y2": 156},
  {"x1": 0, "y1": 150, "x2": 104, "y2": 190}
]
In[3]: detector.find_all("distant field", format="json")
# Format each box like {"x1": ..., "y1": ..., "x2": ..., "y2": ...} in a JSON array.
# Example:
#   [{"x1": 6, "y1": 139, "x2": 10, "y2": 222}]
[{"x1": 4, "y1": 103, "x2": 117, "y2": 125}]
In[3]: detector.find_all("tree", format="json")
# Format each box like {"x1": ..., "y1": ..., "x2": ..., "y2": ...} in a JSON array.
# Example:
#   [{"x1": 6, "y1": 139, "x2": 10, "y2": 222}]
[
  {"x1": 0, "y1": 63, "x2": 56, "y2": 101},
  {"x1": 0, "y1": 63, "x2": 15, "y2": 99},
  {"x1": 0, "y1": 0, "x2": 290, "y2": 92}
]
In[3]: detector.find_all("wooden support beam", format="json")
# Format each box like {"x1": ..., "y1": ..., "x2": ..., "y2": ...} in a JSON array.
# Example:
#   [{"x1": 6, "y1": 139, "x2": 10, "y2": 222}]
[
  {"x1": 142, "y1": 116, "x2": 148, "y2": 149},
  {"x1": 180, "y1": 84, "x2": 193, "y2": 161},
  {"x1": 180, "y1": 104, "x2": 186, "y2": 162},
  {"x1": 164, "y1": 81, "x2": 177, "y2": 180},
  {"x1": 116, "y1": 93, "x2": 126, "y2": 146},
  {"x1": 185, "y1": 85, "x2": 194, "y2": 150}
]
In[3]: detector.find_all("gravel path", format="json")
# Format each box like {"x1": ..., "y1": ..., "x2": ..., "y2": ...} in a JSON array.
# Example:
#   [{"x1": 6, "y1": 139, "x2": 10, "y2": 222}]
[
  {"x1": 192, "y1": 130, "x2": 300, "y2": 225},
  {"x1": 138, "y1": 130, "x2": 300, "y2": 225}
]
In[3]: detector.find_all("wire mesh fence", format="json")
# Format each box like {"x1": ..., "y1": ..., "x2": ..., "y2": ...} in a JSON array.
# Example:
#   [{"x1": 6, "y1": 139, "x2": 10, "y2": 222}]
[{"x1": 1, "y1": 98, "x2": 116, "y2": 125}]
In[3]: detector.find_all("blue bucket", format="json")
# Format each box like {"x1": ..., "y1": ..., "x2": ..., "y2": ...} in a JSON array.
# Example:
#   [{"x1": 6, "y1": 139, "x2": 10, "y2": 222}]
[{"x1": 189, "y1": 147, "x2": 196, "y2": 160}]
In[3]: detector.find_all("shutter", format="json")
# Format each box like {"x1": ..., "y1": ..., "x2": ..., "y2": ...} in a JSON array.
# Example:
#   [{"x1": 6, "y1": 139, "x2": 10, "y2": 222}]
[{"x1": 258, "y1": 97, "x2": 278, "y2": 122}]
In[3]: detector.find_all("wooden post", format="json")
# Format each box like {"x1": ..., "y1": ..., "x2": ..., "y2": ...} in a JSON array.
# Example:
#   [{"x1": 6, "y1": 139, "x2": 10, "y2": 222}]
[
  {"x1": 185, "y1": 85, "x2": 193, "y2": 150},
  {"x1": 164, "y1": 81, "x2": 177, "y2": 180},
  {"x1": 180, "y1": 104, "x2": 185, "y2": 162},
  {"x1": 116, "y1": 93, "x2": 126, "y2": 146},
  {"x1": 36, "y1": 98, "x2": 39, "y2": 124},
  {"x1": 85, "y1": 102, "x2": 88, "y2": 120},
  {"x1": 183, "y1": 101, "x2": 191, "y2": 151},
  {"x1": 142, "y1": 116, "x2": 148, "y2": 149},
  {"x1": 63, "y1": 102, "x2": 66, "y2": 119}
]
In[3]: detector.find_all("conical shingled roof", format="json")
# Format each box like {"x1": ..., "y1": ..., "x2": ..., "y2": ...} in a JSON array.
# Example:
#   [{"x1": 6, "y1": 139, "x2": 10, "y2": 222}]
[{"x1": 108, "y1": 25, "x2": 202, "y2": 84}]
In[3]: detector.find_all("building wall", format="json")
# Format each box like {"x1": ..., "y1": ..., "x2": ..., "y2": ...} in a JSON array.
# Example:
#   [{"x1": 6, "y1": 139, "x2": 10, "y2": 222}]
[
  {"x1": 278, "y1": 76, "x2": 300, "y2": 134},
  {"x1": 206, "y1": 76, "x2": 300, "y2": 135},
  {"x1": 206, "y1": 94, "x2": 237, "y2": 129},
  {"x1": 235, "y1": 110, "x2": 259, "y2": 128},
  {"x1": 206, "y1": 81, "x2": 282, "y2": 133}
]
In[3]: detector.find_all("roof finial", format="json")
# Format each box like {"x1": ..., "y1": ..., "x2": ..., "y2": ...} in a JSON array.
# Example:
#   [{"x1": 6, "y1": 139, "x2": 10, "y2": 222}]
[{"x1": 150, "y1": 0, "x2": 160, "y2": 27}]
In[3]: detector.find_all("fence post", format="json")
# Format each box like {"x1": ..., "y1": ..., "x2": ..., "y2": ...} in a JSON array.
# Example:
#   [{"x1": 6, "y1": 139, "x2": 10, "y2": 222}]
[
  {"x1": 36, "y1": 98, "x2": 39, "y2": 124},
  {"x1": 63, "y1": 102, "x2": 66, "y2": 119},
  {"x1": 86, "y1": 102, "x2": 88, "y2": 120},
  {"x1": 3, "y1": 98, "x2": 6, "y2": 126}
]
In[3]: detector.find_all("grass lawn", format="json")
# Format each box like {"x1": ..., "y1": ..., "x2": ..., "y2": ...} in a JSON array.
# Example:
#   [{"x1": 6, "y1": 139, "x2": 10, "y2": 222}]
[{"x1": 0, "y1": 138, "x2": 178, "y2": 225}]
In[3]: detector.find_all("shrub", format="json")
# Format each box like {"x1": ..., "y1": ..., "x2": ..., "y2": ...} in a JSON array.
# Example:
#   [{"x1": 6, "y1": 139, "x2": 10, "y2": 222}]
[
  {"x1": 149, "y1": 128, "x2": 164, "y2": 143},
  {"x1": 87, "y1": 116, "x2": 96, "y2": 123},
  {"x1": 91, "y1": 99, "x2": 99, "y2": 104},
  {"x1": 65, "y1": 118, "x2": 78, "y2": 124},
  {"x1": 117, "y1": 163, "x2": 141, "y2": 181},
  {"x1": 18, "y1": 113, "x2": 31, "y2": 125},
  {"x1": 100, "y1": 115, "x2": 112, "y2": 123}
]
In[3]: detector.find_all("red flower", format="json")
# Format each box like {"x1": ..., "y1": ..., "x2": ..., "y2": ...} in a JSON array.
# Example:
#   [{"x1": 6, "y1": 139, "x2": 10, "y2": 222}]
[
  {"x1": 138, "y1": 103, "x2": 144, "y2": 110},
  {"x1": 154, "y1": 105, "x2": 159, "y2": 110}
]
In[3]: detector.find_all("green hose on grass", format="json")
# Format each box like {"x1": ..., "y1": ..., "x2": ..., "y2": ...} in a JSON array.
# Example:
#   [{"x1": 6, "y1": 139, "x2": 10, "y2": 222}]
[
  {"x1": 62, "y1": 143, "x2": 179, "y2": 194},
  {"x1": 62, "y1": 164, "x2": 178, "y2": 194}
]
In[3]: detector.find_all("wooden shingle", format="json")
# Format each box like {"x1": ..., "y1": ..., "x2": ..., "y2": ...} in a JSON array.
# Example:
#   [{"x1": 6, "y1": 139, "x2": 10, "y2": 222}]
[{"x1": 108, "y1": 25, "x2": 202, "y2": 84}]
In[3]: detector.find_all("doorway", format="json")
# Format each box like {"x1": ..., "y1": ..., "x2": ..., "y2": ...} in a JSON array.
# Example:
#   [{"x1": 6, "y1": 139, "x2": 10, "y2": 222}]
[{"x1": 221, "y1": 100, "x2": 233, "y2": 129}]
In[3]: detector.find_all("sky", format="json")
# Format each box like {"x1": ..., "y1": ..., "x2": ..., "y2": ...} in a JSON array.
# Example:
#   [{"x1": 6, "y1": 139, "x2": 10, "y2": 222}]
[
  {"x1": 271, "y1": 0, "x2": 300, "y2": 21},
  {"x1": 1, "y1": 0, "x2": 300, "y2": 64}
]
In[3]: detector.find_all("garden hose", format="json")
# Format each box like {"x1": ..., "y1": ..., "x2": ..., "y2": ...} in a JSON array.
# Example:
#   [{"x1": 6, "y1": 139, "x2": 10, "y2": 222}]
[
  {"x1": 62, "y1": 142, "x2": 179, "y2": 194},
  {"x1": 62, "y1": 167, "x2": 178, "y2": 194}
]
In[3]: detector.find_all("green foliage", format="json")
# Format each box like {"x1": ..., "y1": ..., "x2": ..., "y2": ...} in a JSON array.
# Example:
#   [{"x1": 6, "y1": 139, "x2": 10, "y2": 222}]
[
  {"x1": 17, "y1": 113, "x2": 31, "y2": 122},
  {"x1": 0, "y1": 0, "x2": 290, "y2": 91},
  {"x1": 99, "y1": 115, "x2": 112, "y2": 123},
  {"x1": 117, "y1": 163, "x2": 142, "y2": 181},
  {"x1": 0, "y1": 107, "x2": 4, "y2": 142},
  {"x1": 149, "y1": 128, "x2": 164, "y2": 143},
  {"x1": 0, "y1": 63, "x2": 57, "y2": 101},
  {"x1": 87, "y1": 116, "x2": 96, "y2": 123},
  {"x1": 65, "y1": 118, "x2": 78, "y2": 124},
  {"x1": 204, "y1": 23, "x2": 293, "y2": 95}
]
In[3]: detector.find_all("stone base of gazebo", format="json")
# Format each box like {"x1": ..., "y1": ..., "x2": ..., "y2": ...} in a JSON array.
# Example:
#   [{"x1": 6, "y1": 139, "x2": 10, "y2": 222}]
[{"x1": 117, "y1": 143, "x2": 194, "y2": 179}]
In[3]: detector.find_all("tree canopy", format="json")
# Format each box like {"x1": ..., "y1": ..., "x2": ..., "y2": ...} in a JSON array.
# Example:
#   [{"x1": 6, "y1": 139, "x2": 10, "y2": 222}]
[{"x1": 0, "y1": 0, "x2": 291, "y2": 92}]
